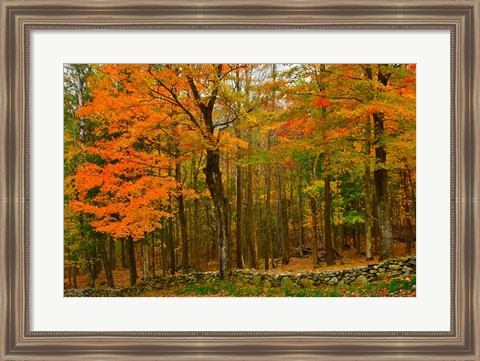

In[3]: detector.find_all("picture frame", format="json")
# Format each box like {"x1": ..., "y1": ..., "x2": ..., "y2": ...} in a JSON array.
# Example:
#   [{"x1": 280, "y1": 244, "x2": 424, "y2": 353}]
[{"x1": 1, "y1": 0, "x2": 478, "y2": 359}]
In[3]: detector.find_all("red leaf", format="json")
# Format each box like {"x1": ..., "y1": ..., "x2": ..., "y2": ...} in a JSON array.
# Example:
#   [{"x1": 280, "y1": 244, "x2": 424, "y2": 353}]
[{"x1": 314, "y1": 98, "x2": 328, "y2": 107}]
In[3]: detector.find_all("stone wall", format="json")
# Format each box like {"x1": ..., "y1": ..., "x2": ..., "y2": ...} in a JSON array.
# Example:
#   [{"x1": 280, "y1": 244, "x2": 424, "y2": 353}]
[
  {"x1": 232, "y1": 256, "x2": 415, "y2": 289},
  {"x1": 64, "y1": 256, "x2": 415, "y2": 297}
]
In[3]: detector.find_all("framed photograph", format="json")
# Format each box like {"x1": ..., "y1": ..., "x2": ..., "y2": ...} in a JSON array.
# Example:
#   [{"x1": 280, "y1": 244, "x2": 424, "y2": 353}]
[{"x1": 1, "y1": 1, "x2": 478, "y2": 359}]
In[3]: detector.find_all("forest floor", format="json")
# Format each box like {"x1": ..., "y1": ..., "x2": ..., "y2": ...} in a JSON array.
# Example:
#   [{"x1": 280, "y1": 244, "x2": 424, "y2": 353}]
[
  {"x1": 137, "y1": 274, "x2": 416, "y2": 297},
  {"x1": 65, "y1": 242, "x2": 415, "y2": 292}
]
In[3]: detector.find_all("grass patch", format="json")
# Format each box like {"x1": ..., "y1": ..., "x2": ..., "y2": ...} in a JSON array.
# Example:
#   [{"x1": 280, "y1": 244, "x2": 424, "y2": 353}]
[
  {"x1": 172, "y1": 280, "x2": 265, "y2": 297},
  {"x1": 140, "y1": 275, "x2": 416, "y2": 297}
]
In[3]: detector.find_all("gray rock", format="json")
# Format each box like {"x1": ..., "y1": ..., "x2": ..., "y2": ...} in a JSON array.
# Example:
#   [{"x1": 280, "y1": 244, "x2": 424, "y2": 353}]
[
  {"x1": 328, "y1": 276, "x2": 339, "y2": 286},
  {"x1": 252, "y1": 275, "x2": 263, "y2": 285},
  {"x1": 301, "y1": 278, "x2": 314, "y2": 288},
  {"x1": 281, "y1": 277, "x2": 296, "y2": 292},
  {"x1": 263, "y1": 280, "x2": 272, "y2": 288},
  {"x1": 351, "y1": 275, "x2": 369, "y2": 287},
  {"x1": 389, "y1": 264, "x2": 402, "y2": 270}
]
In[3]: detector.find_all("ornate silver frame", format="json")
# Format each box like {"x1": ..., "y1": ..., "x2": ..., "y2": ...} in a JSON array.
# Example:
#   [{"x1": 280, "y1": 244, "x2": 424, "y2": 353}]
[{"x1": 1, "y1": 1, "x2": 479, "y2": 360}]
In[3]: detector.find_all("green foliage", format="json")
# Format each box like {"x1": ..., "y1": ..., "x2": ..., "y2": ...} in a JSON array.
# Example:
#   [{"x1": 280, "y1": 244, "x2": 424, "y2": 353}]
[
  {"x1": 173, "y1": 280, "x2": 265, "y2": 297},
  {"x1": 141, "y1": 275, "x2": 416, "y2": 297}
]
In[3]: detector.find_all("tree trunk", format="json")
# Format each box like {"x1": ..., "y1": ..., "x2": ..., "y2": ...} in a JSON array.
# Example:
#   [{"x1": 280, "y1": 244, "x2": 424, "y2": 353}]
[
  {"x1": 99, "y1": 241, "x2": 115, "y2": 288},
  {"x1": 311, "y1": 197, "x2": 319, "y2": 266},
  {"x1": 73, "y1": 65, "x2": 86, "y2": 144},
  {"x1": 298, "y1": 182, "x2": 305, "y2": 256},
  {"x1": 204, "y1": 149, "x2": 230, "y2": 279},
  {"x1": 324, "y1": 172, "x2": 334, "y2": 265},
  {"x1": 265, "y1": 161, "x2": 272, "y2": 270},
  {"x1": 246, "y1": 164, "x2": 257, "y2": 268},
  {"x1": 151, "y1": 232, "x2": 156, "y2": 278},
  {"x1": 310, "y1": 152, "x2": 321, "y2": 266},
  {"x1": 226, "y1": 151, "x2": 233, "y2": 263},
  {"x1": 290, "y1": 181, "x2": 296, "y2": 249},
  {"x1": 406, "y1": 217, "x2": 414, "y2": 254},
  {"x1": 373, "y1": 112, "x2": 394, "y2": 260},
  {"x1": 167, "y1": 212, "x2": 176, "y2": 275},
  {"x1": 93, "y1": 247, "x2": 102, "y2": 278},
  {"x1": 236, "y1": 163, "x2": 244, "y2": 269},
  {"x1": 176, "y1": 163, "x2": 189, "y2": 273},
  {"x1": 88, "y1": 255, "x2": 96, "y2": 288},
  {"x1": 282, "y1": 179, "x2": 290, "y2": 264},
  {"x1": 277, "y1": 167, "x2": 289, "y2": 264},
  {"x1": 142, "y1": 243, "x2": 149, "y2": 282},
  {"x1": 67, "y1": 249, "x2": 72, "y2": 286},
  {"x1": 191, "y1": 156, "x2": 202, "y2": 271},
  {"x1": 193, "y1": 199, "x2": 200, "y2": 269},
  {"x1": 126, "y1": 236, "x2": 137, "y2": 286},
  {"x1": 233, "y1": 69, "x2": 245, "y2": 270},
  {"x1": 109, "y1": 237, "x2": 115, "y2": 270},
  {"x1": 205, "y1": 204, "x2": 212, "y2": 262},
  {"x1": 364, "y1": 116, "x2": 374, "y2": 260},
  {"x1": 401, "y1": 170, "x2": 414, "y2": 254},
  {"x1": 160, "y1": 232, "x2": 167, "y2": 276},
  {"x1": 73, "y1": 266, "x2": 77, "y2": 289},
  {"x1": 266, "y1": 65, "x2": 276, "y2": 270},
  {"x1": 187, "y1": 65, "x2": 229, "y2": 279},
  {"x1": 319, "y1": 203, "x2": 324, "y2": 248},
  {"x1": 372, "y1": 193, "x2": 380, "y2": 255},
  {"x1": 354, "y1": 223, "x2": 361, "y2": 255},
  {"x1": 281, "y1": 210, "x2": 289, "y2": 263}
]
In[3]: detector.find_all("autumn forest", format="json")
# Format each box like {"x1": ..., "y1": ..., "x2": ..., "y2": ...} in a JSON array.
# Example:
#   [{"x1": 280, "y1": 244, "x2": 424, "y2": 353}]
[{"x1": 64, "y1": 64, "x2": 416, "y2": 297}]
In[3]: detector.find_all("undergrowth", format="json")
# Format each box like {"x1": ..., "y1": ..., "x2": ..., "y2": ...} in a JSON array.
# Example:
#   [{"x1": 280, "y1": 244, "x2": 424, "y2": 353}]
[{"x1": 140, "y1": 275, "x2": 416, "y2": 297}]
